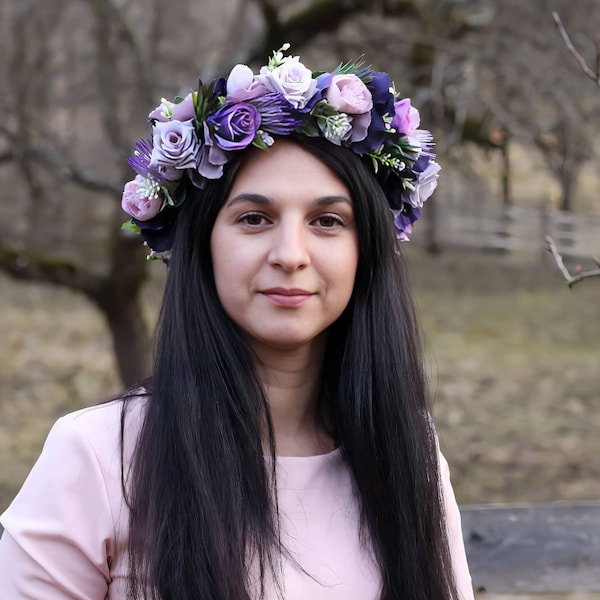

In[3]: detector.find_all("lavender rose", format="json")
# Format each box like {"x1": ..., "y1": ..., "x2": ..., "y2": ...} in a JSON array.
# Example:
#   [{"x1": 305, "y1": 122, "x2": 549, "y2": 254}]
[
  {"x1": 121, "y1": 175, "x2": 163, "y2": 221},
  {"x1": 256, "y1": 56, "x2": 317, "y2": 109},
  {"x1": 150, "y1": 119, "x2": 199, "y2": 175},
  {"x1": 406, "y1": 161, "x2": 441, "y2": 208},
  {"x1": 207, "y1": 102, "x2": 260, "y2": 151},
  {"x1": 392, "y1": 98, "x2": 420, "y2": 136},
  {"x1": 326, "y1": 74, "x2": 373, "y2": 115},
  {"x1": 226, "y1": 64, "x2": 267, "y2": 101}
]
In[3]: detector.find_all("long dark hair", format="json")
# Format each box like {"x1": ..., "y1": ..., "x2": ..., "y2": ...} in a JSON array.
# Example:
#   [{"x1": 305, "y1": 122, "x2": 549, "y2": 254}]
[{"x1": 123, "y1": 136, "x2": 459, "y2": 599}]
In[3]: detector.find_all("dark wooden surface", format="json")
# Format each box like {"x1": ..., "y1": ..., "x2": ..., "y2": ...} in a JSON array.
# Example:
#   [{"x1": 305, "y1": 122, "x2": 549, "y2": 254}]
[{"x1": 462, "y1": 501, "x2": 600, "y2": 593}]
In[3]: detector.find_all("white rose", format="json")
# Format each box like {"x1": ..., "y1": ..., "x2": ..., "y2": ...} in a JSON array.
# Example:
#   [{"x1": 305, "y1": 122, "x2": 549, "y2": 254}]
[{"x1": 256, "y1": 56, "x2": 317, "y2": 109}]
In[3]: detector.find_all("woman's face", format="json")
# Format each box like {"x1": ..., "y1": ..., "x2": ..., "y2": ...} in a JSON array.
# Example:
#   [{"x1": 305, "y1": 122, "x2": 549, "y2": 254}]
[{"x1": 210, "y1": 140, "x2": 359, "y2": 352}]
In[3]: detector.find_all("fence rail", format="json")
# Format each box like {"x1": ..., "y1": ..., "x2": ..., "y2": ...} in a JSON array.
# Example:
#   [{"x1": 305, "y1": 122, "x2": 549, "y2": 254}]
[{"x1": 424, "y1": 203, "x2": 600, "y2": 258}]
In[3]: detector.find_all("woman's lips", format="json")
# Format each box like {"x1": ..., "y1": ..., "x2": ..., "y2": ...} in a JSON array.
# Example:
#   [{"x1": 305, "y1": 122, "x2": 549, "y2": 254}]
[{"x1": 260, "y1": 288, "x2": 315, "y2": 307}]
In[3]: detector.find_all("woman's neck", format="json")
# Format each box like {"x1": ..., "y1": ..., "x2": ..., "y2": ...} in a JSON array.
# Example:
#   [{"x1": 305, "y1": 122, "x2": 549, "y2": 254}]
[{"x1": 249, "y1": 335, "x2": 335, "y2": 457}]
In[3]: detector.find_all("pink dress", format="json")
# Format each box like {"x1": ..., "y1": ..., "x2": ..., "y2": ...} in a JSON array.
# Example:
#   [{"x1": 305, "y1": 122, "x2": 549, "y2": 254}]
[{"x1": 0, "y1": 400, "x2": 473, "y2": 599}]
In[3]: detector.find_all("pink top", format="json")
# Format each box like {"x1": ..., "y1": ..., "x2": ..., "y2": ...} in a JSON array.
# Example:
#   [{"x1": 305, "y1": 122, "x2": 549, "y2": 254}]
[{"x1": 0, "y1": 400, "x2": 473, "y2": 599}]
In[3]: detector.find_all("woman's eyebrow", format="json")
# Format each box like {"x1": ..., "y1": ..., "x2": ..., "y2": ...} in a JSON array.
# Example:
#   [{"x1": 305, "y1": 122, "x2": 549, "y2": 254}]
[{"x1": 226, "y1": 193, "x2": 352, "y2": 208}]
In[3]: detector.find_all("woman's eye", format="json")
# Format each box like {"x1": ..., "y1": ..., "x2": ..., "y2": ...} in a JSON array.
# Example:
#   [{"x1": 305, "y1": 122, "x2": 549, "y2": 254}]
[
  {"x1": 314, "y1": 215, "x2": 343, "y2": 228},
  {"x1": 239, "y1": 213, "x2": 267, "y2": 226}
]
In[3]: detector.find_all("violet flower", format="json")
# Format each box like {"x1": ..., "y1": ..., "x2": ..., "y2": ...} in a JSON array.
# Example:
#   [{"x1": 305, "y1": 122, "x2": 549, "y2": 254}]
[
  {"x1": 206, "y1": 102, "x2": 260, "y2": 151},
  {"x1": 251, "y1": 93, "x2": 305, "y2": 135},
  {"x1": 150, "y1": 119, "x2": 200, "y2": 176}
]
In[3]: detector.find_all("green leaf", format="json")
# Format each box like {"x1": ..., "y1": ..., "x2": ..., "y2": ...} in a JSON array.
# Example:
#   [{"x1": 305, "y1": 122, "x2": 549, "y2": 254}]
[
  {"x1": 121, "y1": 220, "x2": 141, "y2": 234},
  {"x1": 333, "y1": 56, "x2": 372, "y2": 81}
]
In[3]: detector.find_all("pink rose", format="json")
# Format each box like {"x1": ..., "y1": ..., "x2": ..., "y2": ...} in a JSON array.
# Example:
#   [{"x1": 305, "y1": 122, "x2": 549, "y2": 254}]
[
  {"x1": 326, "y1": 74, "x2": 373, "y2": 114},
  {"x1": 121, "y1": 175, "x2": 163, "y2": 221},
  {"x1": 392, "y1": 98, "x2": 420, "y2": 136}
]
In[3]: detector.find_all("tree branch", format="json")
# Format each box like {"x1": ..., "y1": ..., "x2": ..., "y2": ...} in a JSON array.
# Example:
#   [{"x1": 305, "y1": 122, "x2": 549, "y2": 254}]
[
  {"x1": 552, "y1": 11, "x2": 600, "y2": 86},
  {"x1": 545, "y1": 236, "x2": 600, "y2": 287}
]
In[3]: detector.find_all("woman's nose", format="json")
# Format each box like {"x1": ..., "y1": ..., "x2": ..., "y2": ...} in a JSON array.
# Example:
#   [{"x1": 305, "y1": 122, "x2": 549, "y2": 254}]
[{"x1": 267, "y1": 220, "x2": 311, "y2": 271}]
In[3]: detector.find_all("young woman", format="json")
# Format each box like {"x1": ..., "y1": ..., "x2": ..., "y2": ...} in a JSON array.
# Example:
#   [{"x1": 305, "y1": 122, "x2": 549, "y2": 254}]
[{"x1": 0, "y1": 48, "x2": 473, "y2": 599}]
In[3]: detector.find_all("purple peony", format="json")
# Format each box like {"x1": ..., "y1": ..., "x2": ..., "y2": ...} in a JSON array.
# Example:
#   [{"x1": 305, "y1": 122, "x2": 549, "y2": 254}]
[
  {"x1": 150, "y1": 119, "x2": 200, "y2": 175},
  {"x1": 207, "y1": 102, "x2": 260, "y2": 151}
]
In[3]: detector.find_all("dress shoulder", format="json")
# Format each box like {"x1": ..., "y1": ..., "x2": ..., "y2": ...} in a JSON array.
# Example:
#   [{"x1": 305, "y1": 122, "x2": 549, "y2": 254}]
[{"x1": 0, "y1": 397, "x2": 146, "y2": 599}]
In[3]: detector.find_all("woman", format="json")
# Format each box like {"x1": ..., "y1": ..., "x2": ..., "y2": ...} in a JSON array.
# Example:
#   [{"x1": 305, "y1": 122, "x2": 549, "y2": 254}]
[{"x1": 0, "y1": 47, "x2": 473, "y2": 599}]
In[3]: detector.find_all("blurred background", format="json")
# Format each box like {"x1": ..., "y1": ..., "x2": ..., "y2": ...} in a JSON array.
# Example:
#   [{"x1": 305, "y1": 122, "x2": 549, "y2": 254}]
[{"x1": 1, "y1": 0, "x2": 599, "y2": 596}]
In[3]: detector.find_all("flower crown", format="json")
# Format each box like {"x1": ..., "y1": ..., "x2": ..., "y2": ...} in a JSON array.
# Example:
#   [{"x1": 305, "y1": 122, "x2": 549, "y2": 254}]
[{"x1": 121, "y1": 45, "x2": 440, "y2": 260}]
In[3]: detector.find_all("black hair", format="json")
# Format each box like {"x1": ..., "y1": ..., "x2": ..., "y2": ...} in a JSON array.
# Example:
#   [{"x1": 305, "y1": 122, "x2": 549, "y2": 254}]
[{"x1": 123, "y1": 135, "x2": 460, "y2": 599}]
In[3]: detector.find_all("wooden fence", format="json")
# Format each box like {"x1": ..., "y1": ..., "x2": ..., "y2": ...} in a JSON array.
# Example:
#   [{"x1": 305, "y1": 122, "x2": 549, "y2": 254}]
[
  {"x1": 422, "y1": 203, "x2": 600, "y2": 258},
  {"x1": 462, "y1": 501, "x2": 600, "y2": 593}
]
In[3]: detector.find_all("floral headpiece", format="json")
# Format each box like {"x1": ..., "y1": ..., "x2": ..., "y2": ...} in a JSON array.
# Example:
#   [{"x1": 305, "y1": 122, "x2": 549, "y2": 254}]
[{"x1": 121, "y1": 45, "x2": 440, "y2": 260}]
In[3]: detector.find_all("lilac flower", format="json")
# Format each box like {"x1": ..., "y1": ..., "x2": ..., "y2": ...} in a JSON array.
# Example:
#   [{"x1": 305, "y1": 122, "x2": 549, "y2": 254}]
[
  {"x1": 251, "y1": 93, "x2": 305, "y2": 135},
  {"x1": 393, "y1": 205, "x2": 421, "y2": 241},
  {"x1": 149, "y1": 93, "x2": 195, "y2": 122},
  {"x1": 121, "y1": 175, "x2": 163, "y2": 221},
  {"x1": 404, "y1": 161, "x2": 441, "y2": 208},
  {"x1": 256, "y1": 56, "x2": 318, "y2": 109},
  {"x1": 128, "y1": 138, "x2": 179, "y2": 182},
  {"x1": 150, "y1": 119, "x2": 200, "y2": 176},
  {"x1": 392, "y1": 98, "x2": 420, "y2": 136},
  {"x1": 226, "y1": 64, "x2": 267, "y2": 101},
  {"x1": 197, "y1": 123, "x2": 230, "y2": 179},
  {"x1": 206, "y1": 102, "x2": 260, "y2": 151}
]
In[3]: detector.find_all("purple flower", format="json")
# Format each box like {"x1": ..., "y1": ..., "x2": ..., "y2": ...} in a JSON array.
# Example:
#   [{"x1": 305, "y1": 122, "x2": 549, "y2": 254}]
[
  {"x1": 197, "y1": 123, "x2": 230, "y2": 179},
  {"x1": 226, "y1": 64, "x2": 267, "y2": 101},
  {"x1": 206, "y1": 102, "x2": 260, "y2": 151},
  {"x1": 392, "y1": 98, "x2": 420, "y2": 136},
  {"x1": 133, "y1": 206, "x2": 178, "y2": 253},
  {"x1": 255, "y1": 56, "x2": 318, "y2": 109},
  {"x1": 251, "y1": 93, "x2": 305, "y2": 135},
  {"x1": 393, "y1": 205, "x2": 421, "y2": 241},
  {"x1": 149, "y1": 93, "x2": 195, "y2": 122},
  {"x1": 150, "y1": 119, "x2": 200, "y2": 177},
  {"x1": 121, "y1": 175, "x2": 163, "y2": 221},
  {"x1": 351, "y1": 71, "x2": 395, "y2": 155},
  {"x1": 405, "y1": 161, "x2": 441, "y2": 208}
]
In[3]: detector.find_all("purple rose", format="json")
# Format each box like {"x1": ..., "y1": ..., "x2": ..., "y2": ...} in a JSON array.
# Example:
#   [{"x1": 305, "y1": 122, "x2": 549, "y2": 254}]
[
  {"x1": 121, "y1": 175, "x2": 163, "y2": 221},
  {"x1": 150, "y1": 119, "x2": 199, "y2": 174},
  {"x1": 392, "y1": 98, "x2": 420, "y2": 136},
  {"x1": 207, "y1": 102, "x2": 260, "y2": 151},
  {"x1": 149, "y1": 93, "x2": 195, "y2": 122},
  {"x1": 406, "y1": 161, "x2": 441, "y2": 208}
]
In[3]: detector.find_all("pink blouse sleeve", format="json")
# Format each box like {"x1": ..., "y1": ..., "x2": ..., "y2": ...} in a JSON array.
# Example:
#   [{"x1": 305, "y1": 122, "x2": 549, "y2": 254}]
[
  {"x1": 0, "y1": 415, "x2": 114, "y2": 599},
  {"x1": 439, "y1": 451, "x2": 474, "y2": 600}
]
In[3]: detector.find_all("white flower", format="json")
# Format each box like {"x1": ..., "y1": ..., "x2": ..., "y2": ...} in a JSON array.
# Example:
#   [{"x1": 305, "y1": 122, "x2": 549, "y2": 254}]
[
  {"x1": 317, "y1": 113, "x2": 352, "y2": 145},
  {"x1": 255, "y1": 56, "x2": 317, "y2": 109}
]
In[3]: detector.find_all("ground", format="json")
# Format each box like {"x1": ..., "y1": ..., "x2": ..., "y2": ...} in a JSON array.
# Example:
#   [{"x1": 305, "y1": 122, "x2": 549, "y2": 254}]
[{"x1": 1, "y1": 246, "x2": 599, "y2": 598}]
